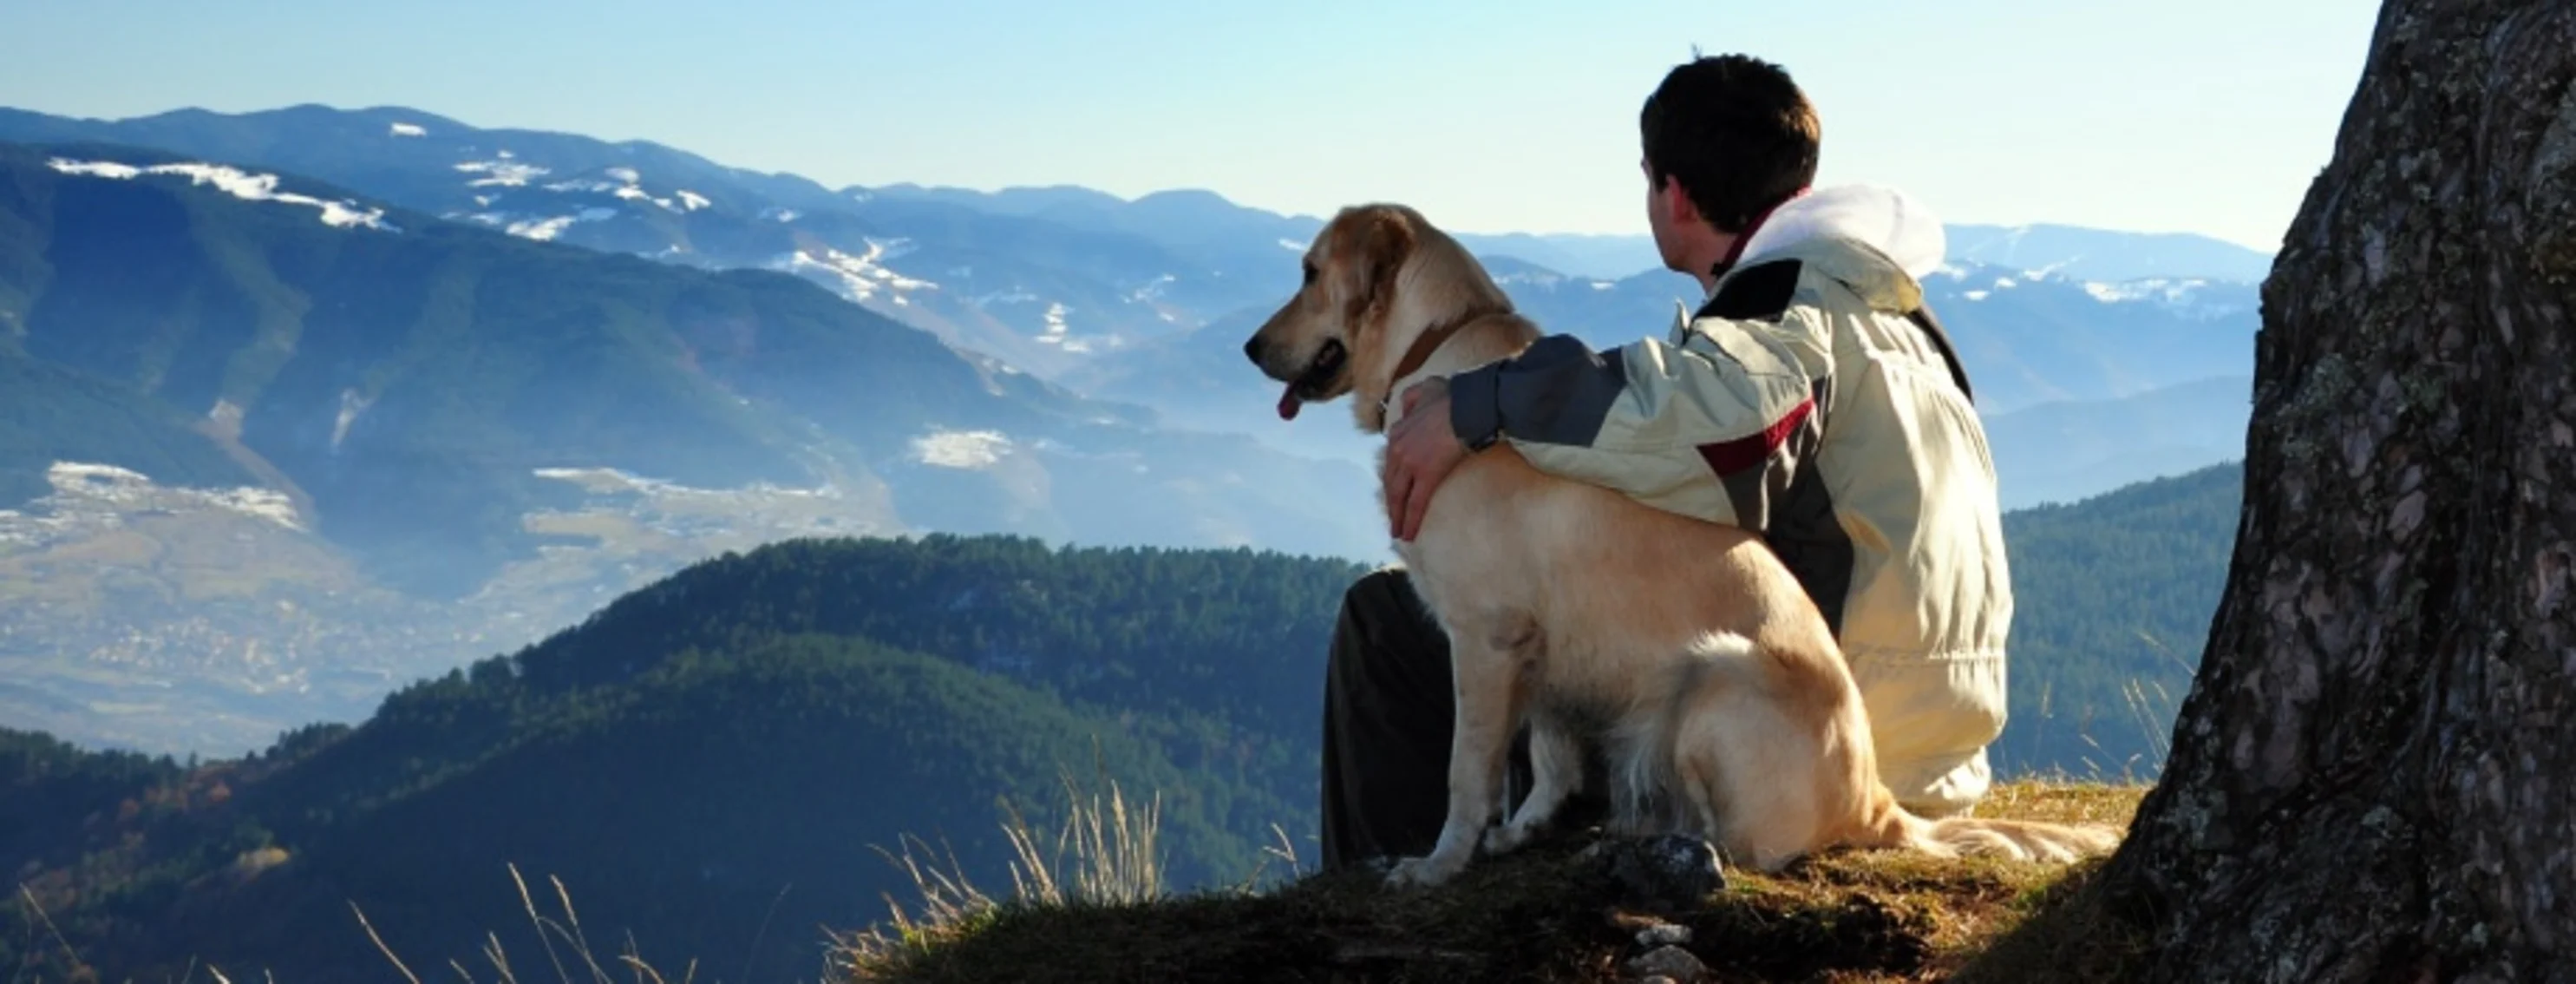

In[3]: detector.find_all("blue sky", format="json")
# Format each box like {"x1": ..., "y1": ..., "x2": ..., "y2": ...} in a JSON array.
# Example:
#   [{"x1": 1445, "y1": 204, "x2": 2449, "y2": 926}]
[{"x1": 3, "y1": 0, "x2": 2382, "y2": 250}]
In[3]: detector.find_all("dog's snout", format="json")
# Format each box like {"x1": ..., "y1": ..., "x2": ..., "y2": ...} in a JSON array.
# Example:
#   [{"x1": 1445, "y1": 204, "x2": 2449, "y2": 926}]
[{"x1": 1243, "y1": 335, "x2": 1267, "y2": 366}]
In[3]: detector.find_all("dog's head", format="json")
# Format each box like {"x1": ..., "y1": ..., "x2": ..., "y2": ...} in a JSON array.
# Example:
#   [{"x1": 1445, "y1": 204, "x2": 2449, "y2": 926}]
[{"x1": 1243, "y1": 203, "x2": 1506, "y2": 431}]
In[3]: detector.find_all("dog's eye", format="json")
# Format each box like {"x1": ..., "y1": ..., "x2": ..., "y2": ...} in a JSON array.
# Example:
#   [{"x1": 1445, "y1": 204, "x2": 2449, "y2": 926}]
[{"x1": 1302, "y1": 261, "x2": 1317, "y2": 285}]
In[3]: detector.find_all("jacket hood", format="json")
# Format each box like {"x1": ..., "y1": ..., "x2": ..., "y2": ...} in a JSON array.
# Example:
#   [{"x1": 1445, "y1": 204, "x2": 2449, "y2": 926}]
[
  {"x1": 1736, "y1": 183, "x2": 1947, "y2": 283},
  {"x1": 1723, "y1": 183, "x2": 1946, "y2": 312}
]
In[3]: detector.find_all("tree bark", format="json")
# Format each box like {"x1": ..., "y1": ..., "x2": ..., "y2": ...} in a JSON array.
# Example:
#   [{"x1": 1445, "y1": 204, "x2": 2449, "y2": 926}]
[{"x1": 2089, "y1": 1, "x2": 2576, "y2": 981}]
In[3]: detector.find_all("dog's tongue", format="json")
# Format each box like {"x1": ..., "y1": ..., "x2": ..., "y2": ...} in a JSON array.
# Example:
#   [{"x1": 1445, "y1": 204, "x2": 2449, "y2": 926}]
[{"x1": 1277, "y1": 384, "x2": 1302, "y2": 421}]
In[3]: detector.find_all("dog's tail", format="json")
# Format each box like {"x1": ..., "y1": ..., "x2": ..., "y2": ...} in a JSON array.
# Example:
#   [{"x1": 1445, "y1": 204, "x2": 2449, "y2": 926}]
[{"x1": 1865, "y1": 788, "x2": 2124, "y2": 863}]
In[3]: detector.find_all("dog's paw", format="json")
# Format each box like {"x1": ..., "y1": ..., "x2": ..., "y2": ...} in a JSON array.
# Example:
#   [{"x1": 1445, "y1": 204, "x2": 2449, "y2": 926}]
[
  {"x1": 1383, "y1": 854, "x2": 1464, "y2": 889},
  {"x1": 1482, "y1": 820, "x2": 1540, "y2": 856}
]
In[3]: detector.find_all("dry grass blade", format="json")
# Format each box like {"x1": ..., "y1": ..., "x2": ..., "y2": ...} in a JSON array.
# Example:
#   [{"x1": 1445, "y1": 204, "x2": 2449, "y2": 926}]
[
  {"x1": 344, "y1": 865, "x2": 702, "y2": 984},
  {"x1": 352, "y1": 899, "x2": 427, "y2": 984},
  {"x1": 834, "y1": 769, "x2": 1168, "y2": 980},
  {"x1": 546, "y1": 873, "x2": 617, "y2": 984},
  {"x1": 509, "y1": 863, "x2": 577, "y2": 984},
  {"x1": 16, "y1": 883, "x2": 91, "y2": 980}
]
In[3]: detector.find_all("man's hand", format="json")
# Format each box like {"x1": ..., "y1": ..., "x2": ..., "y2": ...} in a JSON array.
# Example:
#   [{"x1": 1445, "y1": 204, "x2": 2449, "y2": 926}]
[{"x1": 1381, "y1": 377, "x2": 1474, "y2": 542}]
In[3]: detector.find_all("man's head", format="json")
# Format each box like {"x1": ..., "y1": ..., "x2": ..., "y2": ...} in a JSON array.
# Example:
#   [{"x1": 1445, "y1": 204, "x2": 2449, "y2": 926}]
[{"x1": 1639, "y1": 53, "x2": 1821, "y2": 279}]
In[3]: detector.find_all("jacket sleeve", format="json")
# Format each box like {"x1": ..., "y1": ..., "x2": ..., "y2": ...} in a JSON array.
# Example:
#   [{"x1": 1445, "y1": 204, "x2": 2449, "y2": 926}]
[{"x1": 1444, "y1": 309, "x2": 1833, "y2": 532}]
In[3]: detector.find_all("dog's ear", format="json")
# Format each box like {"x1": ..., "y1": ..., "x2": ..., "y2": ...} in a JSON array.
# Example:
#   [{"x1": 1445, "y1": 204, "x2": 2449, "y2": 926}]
[{"x1": 1342, "y1": 207, "x2": 1416, "y2": 323}]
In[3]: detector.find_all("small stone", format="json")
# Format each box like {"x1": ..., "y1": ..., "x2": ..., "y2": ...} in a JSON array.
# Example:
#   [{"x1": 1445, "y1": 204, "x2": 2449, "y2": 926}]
[
  {"x1": 1588, "y1": 834, "x2": 1726, "y2": 912},
  {"x1": 1625, "y1": 944, "x2": 1708, "y2": 981},
  {"x1": 1634, "y1": 921, "x2": 1694, "y2": 948}
]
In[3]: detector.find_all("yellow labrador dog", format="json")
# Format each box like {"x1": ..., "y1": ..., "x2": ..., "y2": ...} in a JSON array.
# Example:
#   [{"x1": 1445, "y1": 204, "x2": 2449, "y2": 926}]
[{"x1": 1246, "y1": 203, "x2": 2120, "y2": 889}]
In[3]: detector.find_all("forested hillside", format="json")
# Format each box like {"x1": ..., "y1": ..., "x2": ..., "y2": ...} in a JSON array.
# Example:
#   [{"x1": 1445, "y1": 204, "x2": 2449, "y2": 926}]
[
  {"x1": 2, "y1": 536, "x2": 1368, "y2": 982},
  {"x1": 1, "y1": 464, "x2": 2242, "y2": 981},
  {"x1": 1991, "y1": 462, "x2": 2243, "y2": 777}
]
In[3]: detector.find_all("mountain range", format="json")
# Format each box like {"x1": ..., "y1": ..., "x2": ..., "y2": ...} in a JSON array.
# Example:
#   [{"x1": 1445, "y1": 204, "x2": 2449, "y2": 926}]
[
  {"x1": 0, "y1": 101, "x2": 2266, "y2": 757},
  {"x1": 0, "y1": 102, "x2": 2272, "y2": 410},
  {"x1": 0, "y1": 135, "x2": 1381, "y2": 754}
]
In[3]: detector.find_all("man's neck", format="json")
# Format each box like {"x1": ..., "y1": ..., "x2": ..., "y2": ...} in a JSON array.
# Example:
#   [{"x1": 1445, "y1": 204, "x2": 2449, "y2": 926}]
[
  {"x1": 1690, "y1": 234, "x2": 1736, "y2": 297},
  {"x1": 1697, "y1": 187, "x2": 1811, "y2": 294}
]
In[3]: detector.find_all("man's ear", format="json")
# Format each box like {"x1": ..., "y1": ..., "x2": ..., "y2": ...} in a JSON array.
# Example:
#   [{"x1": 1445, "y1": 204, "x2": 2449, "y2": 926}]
[
  {"x1": 1344, "y1": 207, "x2": 1417, "y2": 322},
  {"x1": 1661, "y1": 175, "x2": 1703, "y2": 226}
]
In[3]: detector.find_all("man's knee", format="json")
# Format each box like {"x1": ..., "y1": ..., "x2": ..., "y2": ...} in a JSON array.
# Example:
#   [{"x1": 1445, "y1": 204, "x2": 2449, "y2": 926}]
[
  {"x1": 1338, "y1": 565, "x2": 1440, "y2": 646},
  {"x1": 1341, "y1": 565, "x2": 1419, "y2": 623},
  {"x1": 1328, "y1": 566, "x2": 1450, "y2": 709}
]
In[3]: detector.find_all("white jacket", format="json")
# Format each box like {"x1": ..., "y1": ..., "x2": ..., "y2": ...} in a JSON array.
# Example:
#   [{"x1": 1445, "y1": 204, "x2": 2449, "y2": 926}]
[{"x1": 1446, "y1": 186, "x2": 2013, "y2": 815}]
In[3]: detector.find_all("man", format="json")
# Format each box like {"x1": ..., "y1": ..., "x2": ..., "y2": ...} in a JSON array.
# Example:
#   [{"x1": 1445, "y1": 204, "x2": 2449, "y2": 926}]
[{"x1": 1319, "y1": 53, "x2": 2015, "y2": 871}]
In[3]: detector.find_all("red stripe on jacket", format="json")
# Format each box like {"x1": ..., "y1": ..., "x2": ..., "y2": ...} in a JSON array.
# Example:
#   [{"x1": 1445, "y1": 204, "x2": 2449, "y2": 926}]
[{"x1": 1695, "y1": 397, "x2": 1814, "y2": 476}]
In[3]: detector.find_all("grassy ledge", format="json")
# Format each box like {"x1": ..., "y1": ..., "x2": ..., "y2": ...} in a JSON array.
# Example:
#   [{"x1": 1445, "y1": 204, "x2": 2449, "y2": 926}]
[{"x1": 828, "y1": 779, "x2": 2151, "y2": 984}]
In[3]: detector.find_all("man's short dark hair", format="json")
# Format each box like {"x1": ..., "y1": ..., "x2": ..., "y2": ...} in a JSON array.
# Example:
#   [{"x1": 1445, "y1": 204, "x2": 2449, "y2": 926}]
[{"x1": 1640, "y1": 53, "x2": 1821, "y2": 233}]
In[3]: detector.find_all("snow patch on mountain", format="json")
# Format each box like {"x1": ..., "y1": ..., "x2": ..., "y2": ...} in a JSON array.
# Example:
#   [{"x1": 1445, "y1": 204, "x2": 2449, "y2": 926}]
[
  {"x1": 1932, "y1": 261, "x2": 2252, "y2": 319},
  {"x1": 468, "y1": 204, "x2": 624, "y2": 241},
  {"x1": 1124, "y1": 274, "x2": 1176, "y2": 304},
  {"x1": 331, "y1": 389, "x2": 374, "y2": 452},
  {"x1": 613, "y1": 183, "x2": 678, "y2": 212},
  {"x1": 909, "y1": 430, "x2": 1013, "y2": 469},
  {"x1": 520, "y1": 468, "x2": 886, "y2": 551},
  {"x1": 1122, "y1": 275, "x2": 1185, "y2": 325},
  {"x1": 506, "y1": 216, "x2": 578, "y2": 240},
  {"x1": 1035, "y1": 302, "x2": 1099, "y2": 353},
  {"x1": 389, "y1": 122, "x2": 427, "y2": 137},
  {"x1": 531, "y1": 466, "x2": 847, "y2": 503},
  {"x1": 537, "y1": 167, "x2": 698, "y2": 213},
  {"x1": 46, "y1": 158, "x2": 397, "y2": 232},
  {"x1": 4, "y1": 462, "x2": 306, "y2": 535},
  {"x1": 1494, "y1": 270, "x2": 1566, "y2": 287},
  {"x1": 775, "y1": 239, "x2": 937, "y2": 304},
  {"x1": 968, "y1": 287, "x2": 1040, "y2": 307},
  {"x1": 872, "y1": 237, "x2": 919, "y2": 262},
  {"x1": 2082, "y1": 279, "x2": 2252, "y2": 320},
  {"x1": 455, "y1": 157, "x2": 550, "y2": 187},
  {"x1": 1027, "y1": 302, "x2": 1129, "y2": 353}
]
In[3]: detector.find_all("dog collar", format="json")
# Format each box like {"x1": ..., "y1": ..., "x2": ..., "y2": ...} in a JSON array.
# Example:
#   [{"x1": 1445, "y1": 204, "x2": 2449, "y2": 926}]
[
  {"x1": 1376, "y1": 310, "x2": 1485, "y2": 425},
  {"x1": 1387, "y1": 315, "x2": 1469, "y2": 387}
]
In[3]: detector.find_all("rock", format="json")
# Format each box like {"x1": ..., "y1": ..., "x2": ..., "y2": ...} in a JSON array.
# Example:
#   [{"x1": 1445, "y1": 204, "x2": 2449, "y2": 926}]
[
  {"x1": 1584, "y1": 834, "x2": 1726, "y2": 912},
  {"x1": 1634, "y1": 921, "x2": 1694, "y2": 948},
  {"x1": 1625, "y1": 944, "x2": 1709, "y2": 982}
]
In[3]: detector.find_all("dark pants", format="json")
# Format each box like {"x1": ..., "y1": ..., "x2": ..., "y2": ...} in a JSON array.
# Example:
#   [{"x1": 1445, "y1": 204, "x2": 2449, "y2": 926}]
[{"x1": 1318, "y1": 567, "x2": 1605, "y2": 870}]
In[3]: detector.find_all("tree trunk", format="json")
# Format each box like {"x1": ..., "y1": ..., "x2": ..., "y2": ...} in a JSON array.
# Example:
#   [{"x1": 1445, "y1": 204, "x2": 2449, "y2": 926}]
[{"x1": 2087, "y1": 1, "x2": 2576, "y2": 980}]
